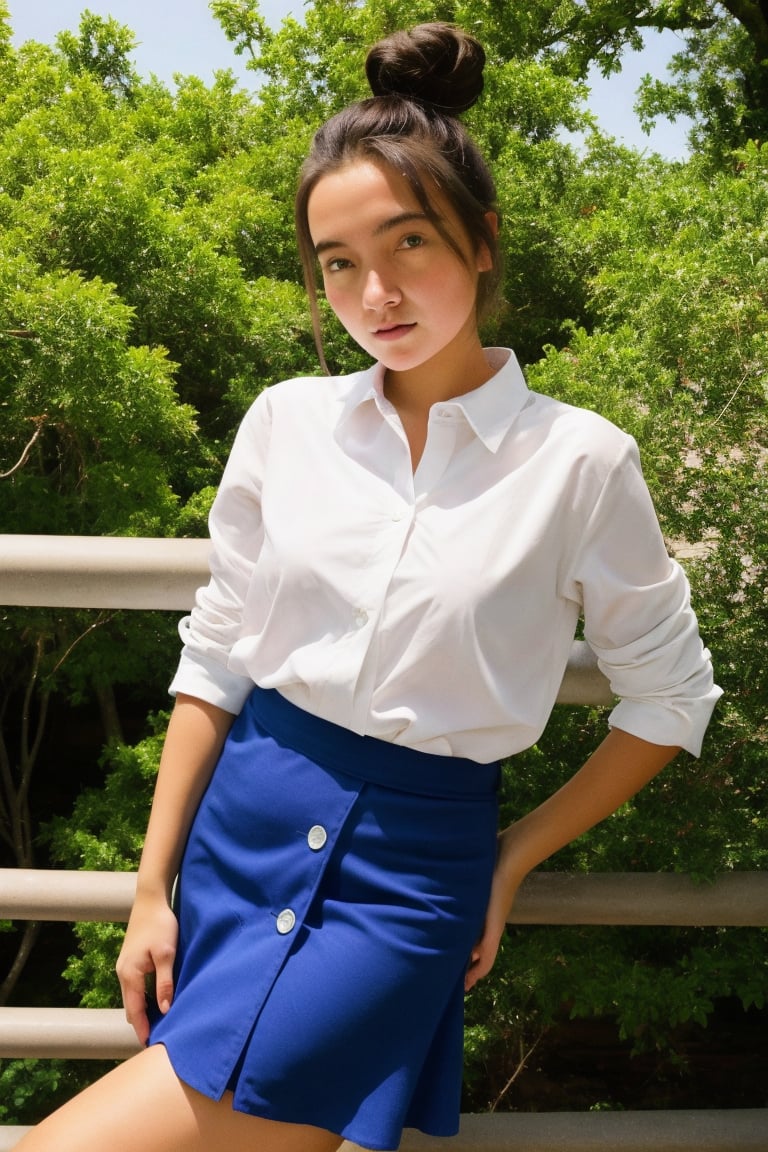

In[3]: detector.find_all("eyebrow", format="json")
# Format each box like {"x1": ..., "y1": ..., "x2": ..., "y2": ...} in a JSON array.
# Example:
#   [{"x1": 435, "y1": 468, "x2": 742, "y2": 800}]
[{"x1": 313, "y1": 211, "x2": 433, "y2": 256}]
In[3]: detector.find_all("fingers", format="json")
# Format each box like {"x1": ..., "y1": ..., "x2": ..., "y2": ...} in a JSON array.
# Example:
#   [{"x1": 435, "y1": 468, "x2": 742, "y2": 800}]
[
  {"x1": 464, "y1": 946, "x2": 494, "y2": 993},
  {"x1": 119, "y1": 964, "x2": 152, "y2": 1046},
  {"x1": 152, "y1": 942, "x2": 176, "y2": 1016},
  {"x1": 116, "y1": 899, "x2": 179, "y2": 1045},
  {"x1": 464, "y1": 916, "x2": 506, "y2": 992},
  {"x1": 117, "y1": 941, "x2": 176, "y2": 1047}
]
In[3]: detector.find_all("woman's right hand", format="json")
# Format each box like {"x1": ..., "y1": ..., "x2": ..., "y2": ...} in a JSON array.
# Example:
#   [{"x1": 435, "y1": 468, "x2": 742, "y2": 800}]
[
  {"x1": 114, "y1": 695, "x2": 235, "y2": 1045},
  {"x1": 116, "y1": 892, "x2": 179, "y2": 1046}
]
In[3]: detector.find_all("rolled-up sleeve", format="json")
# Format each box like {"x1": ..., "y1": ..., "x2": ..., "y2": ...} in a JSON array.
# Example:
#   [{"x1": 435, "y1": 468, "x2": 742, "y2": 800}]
[
  {"x1": 565, "y1": 436, "x2": 721, "y2": 756},
  {"x1": 169, "y1": 390, "x2": 273, "y2": 714}
]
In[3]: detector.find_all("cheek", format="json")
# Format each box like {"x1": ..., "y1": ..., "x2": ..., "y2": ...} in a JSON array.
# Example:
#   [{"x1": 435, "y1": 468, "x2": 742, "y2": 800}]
[{"x1": 322, "y1": 280, "x2": 352, "y2": 318}]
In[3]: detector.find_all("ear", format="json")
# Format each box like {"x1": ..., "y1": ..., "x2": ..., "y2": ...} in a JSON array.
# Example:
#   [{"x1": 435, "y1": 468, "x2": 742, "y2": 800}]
[{"x1": 475, "y1": 211, "x2": 498, "y2": 273}]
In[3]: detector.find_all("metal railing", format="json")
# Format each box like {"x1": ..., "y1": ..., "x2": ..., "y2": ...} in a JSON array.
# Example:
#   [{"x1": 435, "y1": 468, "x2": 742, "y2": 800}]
[{"x1": 1, "y1": 535, "x2": 765, "y2": 1152}]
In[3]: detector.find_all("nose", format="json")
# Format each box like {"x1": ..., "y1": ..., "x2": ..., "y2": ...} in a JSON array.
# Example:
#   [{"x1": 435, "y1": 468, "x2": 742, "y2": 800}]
[{"x1": 362, "y1": 268, "x2": 401, "y2": 311}]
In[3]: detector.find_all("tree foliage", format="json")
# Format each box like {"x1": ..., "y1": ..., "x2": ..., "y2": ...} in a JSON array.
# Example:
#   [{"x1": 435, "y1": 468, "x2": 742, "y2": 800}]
[
  {"x1": 0, "y1": 0, "x2": 766, "y2": 1121},
  {"x1": 214, "y1": 0, "x2": 768, "y2": 153}
]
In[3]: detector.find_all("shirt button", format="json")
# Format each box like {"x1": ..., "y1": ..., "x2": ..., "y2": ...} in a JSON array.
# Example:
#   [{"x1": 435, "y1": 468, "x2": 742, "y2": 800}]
[
  {"x1": 307, "y1": 825, "x2": 327, "y2": 851},
  {"x1": 354, "y1": 610, "x2": 368, "y2": 628},
  {"x1": 391, "y1": 508, "x2": 404, "y2": 522},
  {"x1": 276, "y1": 908, "x2": 296, "y2": 935}
]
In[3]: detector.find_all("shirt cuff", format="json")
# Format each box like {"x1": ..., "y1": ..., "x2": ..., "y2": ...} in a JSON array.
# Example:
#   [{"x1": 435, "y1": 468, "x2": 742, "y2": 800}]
[
  {"x1": 608, "y1": 685, "x2": 723, "y2": 758},
  {"x1": 169, "y1": 649, "x2": 254, "y2": 715}
]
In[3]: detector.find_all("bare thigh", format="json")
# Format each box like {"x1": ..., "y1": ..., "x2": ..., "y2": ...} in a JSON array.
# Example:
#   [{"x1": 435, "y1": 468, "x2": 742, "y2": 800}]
[{"x1": 14, "y1": 1044, "x2": 344, "y2": 1152}]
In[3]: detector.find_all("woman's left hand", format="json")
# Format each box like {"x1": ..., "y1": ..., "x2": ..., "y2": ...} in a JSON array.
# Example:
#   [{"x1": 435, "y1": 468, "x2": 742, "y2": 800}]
[
  {"x1": 464, "y1": 731, "x2": 682, "y2": 993},
  {"x1": 464, "y1": 913, "x2": 506, "y2": 991},
  {"x1": 464, "y1": 860, "x2": 521, "y2": 992}
]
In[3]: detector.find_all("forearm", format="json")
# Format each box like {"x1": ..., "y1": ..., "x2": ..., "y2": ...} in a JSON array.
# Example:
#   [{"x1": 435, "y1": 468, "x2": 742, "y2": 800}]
[
  {"x1": 134, "y1": 693, "x2": 236, "y2": 902},
  {"x1": 466, "y1": 726, "x2": 682, "y2": 990},
  {"x1": 497, "y1": 727, "x2": 680, "y2": 893}
]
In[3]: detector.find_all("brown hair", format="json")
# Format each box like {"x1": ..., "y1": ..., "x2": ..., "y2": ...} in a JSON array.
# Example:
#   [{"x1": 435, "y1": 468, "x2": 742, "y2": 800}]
[{"x1": 295, "y1": 23, "x2": 502, "y2": 369}]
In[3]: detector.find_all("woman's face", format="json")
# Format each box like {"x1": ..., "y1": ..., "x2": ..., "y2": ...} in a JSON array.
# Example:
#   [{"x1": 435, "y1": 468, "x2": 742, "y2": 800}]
[{"x1": 307, "y1": 159, "x2": 491, "y2": 377}]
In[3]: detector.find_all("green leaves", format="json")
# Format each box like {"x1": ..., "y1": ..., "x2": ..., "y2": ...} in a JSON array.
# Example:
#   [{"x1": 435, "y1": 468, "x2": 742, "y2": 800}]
[
  {"x1": 55, "y1": 11, "x2": 138, "y2": 96},
  {"x1": 0, "y1": 266, "x2": 195, "y2": 535}
]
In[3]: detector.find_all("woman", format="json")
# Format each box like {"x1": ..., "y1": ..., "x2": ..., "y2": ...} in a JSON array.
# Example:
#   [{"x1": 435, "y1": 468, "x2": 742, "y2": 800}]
[{"x1": 18, "y1": 22, "x2": 720, "y2": 1152}]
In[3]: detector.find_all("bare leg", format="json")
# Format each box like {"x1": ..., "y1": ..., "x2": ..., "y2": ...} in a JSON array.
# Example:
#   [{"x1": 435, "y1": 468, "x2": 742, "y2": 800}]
[{"x1": 14, "y1": 1044, "x2": 344, "y2": 1152}]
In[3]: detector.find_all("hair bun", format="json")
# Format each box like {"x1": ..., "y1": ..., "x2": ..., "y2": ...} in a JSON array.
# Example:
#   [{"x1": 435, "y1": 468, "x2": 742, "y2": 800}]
[{"x1": 365, "y1": 23, "x2": 485, "y2": 116}]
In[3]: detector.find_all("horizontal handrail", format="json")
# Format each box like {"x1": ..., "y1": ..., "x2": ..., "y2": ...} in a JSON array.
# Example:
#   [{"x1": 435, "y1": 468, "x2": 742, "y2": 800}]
[
  {"x1": 4, "y1": 865, "x2": 767, "y2": 1060},
  {"x1": 3, "y1": 870, "x2": 766, "y2": 1061},
  {"x1": 0, "y1": 869, "x2": 136, "y2": 921},
  {"x1": 2, "y1": 868, "x2": 767, "y2": 927},
  {"x1": 0, "y1": 535, "x2": 613, "y2": 704},
  {"x1": 0, "y1": 534, "x2": 211, "y2": 610},
  {"x1": 510, "y1": 870, "x2": 768, "y2": 926},
  {"x1": 0, "y1": 1008, "x2": 138, "y2": 1059},
  {"x1": 391, "y1": 1112, "x2": 768, "y2": 1152},
  {"x1": 4, "y1": 1110, "x2": 768, "y2": 1152}
]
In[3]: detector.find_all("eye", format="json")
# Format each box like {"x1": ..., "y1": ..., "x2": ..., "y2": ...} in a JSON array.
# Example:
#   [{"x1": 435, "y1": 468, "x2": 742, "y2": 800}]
[
  {"x1": 399, "y1": 234, "x2": 425, "y2": 251},
  {"x1": 325, "y1": 256, "x2": 353, "y2": 273}
]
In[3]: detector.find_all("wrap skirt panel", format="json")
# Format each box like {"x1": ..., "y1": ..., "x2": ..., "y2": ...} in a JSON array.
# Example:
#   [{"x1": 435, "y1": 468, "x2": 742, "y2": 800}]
[{"x1": 149, "y1": 687, "x2": 500, "y2": 1151}]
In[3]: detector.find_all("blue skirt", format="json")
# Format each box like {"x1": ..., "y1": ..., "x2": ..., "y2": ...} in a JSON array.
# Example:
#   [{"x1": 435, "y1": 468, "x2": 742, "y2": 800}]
[{"x1": 149, "y1": 687, "x2": 500, "y2": 1151}]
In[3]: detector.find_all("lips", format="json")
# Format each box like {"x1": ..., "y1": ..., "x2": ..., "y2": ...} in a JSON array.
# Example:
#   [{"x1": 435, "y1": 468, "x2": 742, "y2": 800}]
[{"x1": 373, "y1": 323, "x2": 416, "y2": 340}]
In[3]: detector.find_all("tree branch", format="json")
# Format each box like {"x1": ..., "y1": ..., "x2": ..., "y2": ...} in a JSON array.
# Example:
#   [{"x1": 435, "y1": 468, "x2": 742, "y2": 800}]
[
  {"x1": 16, "y1": 635, "x2": 49, "y2": 868},
  {"x1": 0, "y1": 718, "x2": 15, "y2": 853},
  {"x1": 490, "y1": 1029, "x2": 548, "y2": 1111},
  {"x1": 0, "y1": 416, "x2": 47, "y2": 480},
  {"x1": 721, "y1": 0, "x2": 768, "y2": 57},
  {"x1": 0, "y1": 921, "x2": 41, "y2": 1007},
  {"x1": 49, "y1": 611, "x2": 116, "y2": 678}
]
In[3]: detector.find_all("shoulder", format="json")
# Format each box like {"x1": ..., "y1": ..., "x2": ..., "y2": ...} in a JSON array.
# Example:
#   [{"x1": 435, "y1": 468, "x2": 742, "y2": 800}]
[
  {"x1": 518, "y1": 389, "x2": 641, "y2": 486},
  {"x1": 242, "y1": 368, "x2": 371, "y2": 425},
  {"x1": 527, "y1": 390, "x2": 634, "y2": 455},
  {"x1": 505, "y1": 390, "x2": 655, "y2": 538},
  {"x1": 225, "y1": 371, "x2": 366, "y2": 459}
]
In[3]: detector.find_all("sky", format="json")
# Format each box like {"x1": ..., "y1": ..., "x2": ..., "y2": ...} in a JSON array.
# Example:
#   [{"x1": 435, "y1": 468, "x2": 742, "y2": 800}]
[{"x1": 6, "y1": 0, "x2": 692, "y2": 158}]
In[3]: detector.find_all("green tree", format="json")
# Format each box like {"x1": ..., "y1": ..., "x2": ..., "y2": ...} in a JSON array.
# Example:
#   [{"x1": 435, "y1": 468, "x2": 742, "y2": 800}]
[
  {"x1": 464, "y1": 0, "x2": 768, "y2": 153},
  {"x1": 214, "y1": 0, "x2": 768, "y2": 152},
  {"x1": 55, "y1": 9, "x2": 138, "y2": 96},
  {"x1": 0, "y1": 259, "x2": 199, "y2": 1001},
  {"x1": 0, "y1": 12, "x2": 206, "y2": 1009},
  {"x1": 636, "y1": 16, "x2": 768, "y2": 158}
]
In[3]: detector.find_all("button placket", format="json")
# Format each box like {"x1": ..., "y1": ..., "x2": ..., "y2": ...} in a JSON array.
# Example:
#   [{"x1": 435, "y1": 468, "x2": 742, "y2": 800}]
[
  {"x1": 195, "y1": 770, "x2": 366, "y2": 1099},
  {"x1": 268, "y1": 791, "x2": 360, "y2": 949}
]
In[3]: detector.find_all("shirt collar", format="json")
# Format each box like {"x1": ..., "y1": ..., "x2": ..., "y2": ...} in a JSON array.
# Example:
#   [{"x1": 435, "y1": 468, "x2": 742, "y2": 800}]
[{"x1": 337, "y1": 348, "x2": 531, "y2": 453}]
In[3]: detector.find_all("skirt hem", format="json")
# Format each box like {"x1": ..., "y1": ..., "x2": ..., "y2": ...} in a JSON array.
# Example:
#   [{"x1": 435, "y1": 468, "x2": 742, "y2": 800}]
[{"x1": 164, "y1": 1048, "x2": 459, "y2": 1152}]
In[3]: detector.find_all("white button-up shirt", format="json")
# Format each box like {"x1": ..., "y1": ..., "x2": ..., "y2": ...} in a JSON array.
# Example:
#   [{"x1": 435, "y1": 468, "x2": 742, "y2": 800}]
[{"x1": 170, "y1": 348, "x2": 720, "y2": 762}]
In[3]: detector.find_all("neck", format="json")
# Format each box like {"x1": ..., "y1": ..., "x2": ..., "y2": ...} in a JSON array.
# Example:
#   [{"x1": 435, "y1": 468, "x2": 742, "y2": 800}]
[
  {"x1": 383, "y1": 339, "x2": 492, "y2": 418},
  {"x1": 382, "y1": 338, "x2": 493, "y2": 473}
]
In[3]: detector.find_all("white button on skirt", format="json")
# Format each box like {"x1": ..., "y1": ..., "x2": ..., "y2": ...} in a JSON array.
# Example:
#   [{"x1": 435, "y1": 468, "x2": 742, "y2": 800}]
[{"x1": 149, "y1": 687, "x2": 500, "y2": 1151}]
